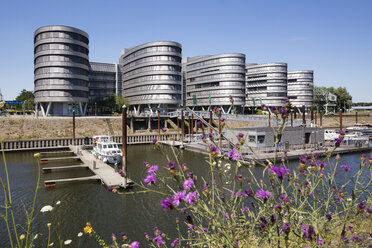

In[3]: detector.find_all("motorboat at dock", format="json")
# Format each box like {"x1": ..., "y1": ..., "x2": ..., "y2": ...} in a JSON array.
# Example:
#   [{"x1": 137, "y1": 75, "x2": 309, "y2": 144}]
[{"x1": 91, "y1": 135, "x2": 122, "y2": 164}]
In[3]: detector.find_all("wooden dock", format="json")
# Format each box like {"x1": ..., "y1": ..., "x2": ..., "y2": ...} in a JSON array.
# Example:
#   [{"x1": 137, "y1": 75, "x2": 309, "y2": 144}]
[
  {"x1": 40, "y1": 156, "x2": 80, "y2": 162},
  {"x1": 69, "y1": 146, "x2": 133, "y2": 188},
  {"x1": 45, "y1": 175, "x2": 101, "y2": 187},
  {"x1": 42, "y1": 165, "x2": 89, "y2": 173},
  {"x1": 159, "y1": 140, "x2": 184, "y2": 148}
]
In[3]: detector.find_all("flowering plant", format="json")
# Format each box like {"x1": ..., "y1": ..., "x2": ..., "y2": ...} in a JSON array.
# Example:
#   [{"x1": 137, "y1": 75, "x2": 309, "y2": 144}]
[{"x1": 92, "y1": 101, "x2": 372, "y2": 247}]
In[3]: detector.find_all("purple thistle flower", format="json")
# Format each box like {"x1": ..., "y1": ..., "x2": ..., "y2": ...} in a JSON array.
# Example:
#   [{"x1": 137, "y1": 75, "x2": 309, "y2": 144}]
[
  {"x1": 237, "y1": 133, "x2": 244, "y2": 138},
  {"x1": 220, "y1": 117, "x2": 225, "y2": 122},
  {"x1": 358, "y1": 201, "x2": 366, "y2": 210},
  {"x1": 241, "y1": 206, "x2": 249, "y2": 212},
  {"x1": 144, "y1": 173, "x2": 156, "y2": 186},
  {"x1": 162, "y1": 127, "x2": 167, "y2": 132},
  {"x1": 340, "y1": 164, "x2": 351, "y2": 171},
  {"x1": 185, "y1": 191, "x2": 199, "y2": 205},
  {"x1": 197, "y1": 121, "x2": 202, "y2": 128},
  {"x1": 120, "y1": 232, "x2": 126, "y2": 237},
  {"x1": 236, "y1": 173, "x2": 243, "y2": 182},
  {"x1": 352, "y1": 235, "x2": 361, "y2": 243},
  {"x1": 187, "y1": 171, "x2": 194, "y2": 179},
  {"x1": 153, "y1": 236, "x2": 165, "y2": 245},
  {"x1": 226, "y1": 149, "x2": 242, "y2": 161},
  {"x1": 107, "y1": 186, "x2": 113, "y2": 192},
  {"x1": 172, "y1": 191, "x2": 186, "y2": 207},
  {"x1": 130, "y1": 241, "x2": 140, "y2": 248},
  {"x1": 161, "y1": 198, "x2": 172, "y2": 211},
  {"x1": 326, "y1": 213, "x2": 332, "y2": 221},
  {"x1": 171, "y1": 238, "x2": 179, "y2": 247},
  {"x1": 168, "y1": 161, "x2": 176, "y2": 169},
  {"x1": 268, "y1": 164, "x2": 291, "y2": 180},
  {"x1": 245, "y1": 188, "x2": 254, "y2": 197},
  {"x1": 225, "y1": 212, "x2": 230, "y2": 219},
  {"x1": 152, "y1": 138, "x2": 158, "y2": 144},
  {"x1": 208, "y1": 132, "x2": 213, "y2": 138},
  {"x1": 147, "y1": 165, "x2": 158, "y2": 174},
  {"x1": 334, "y1": 137, "x2": 342, "y2": 147},
  {"x1": 183, "y1": 179, "x2": 194, "y2": 191},
  {"x1": 279, "y1": 194, "x2": 286, "y2": 200},
  {"x1": 281, "y1": 222, "x2": 291, "y2": 235},
  {"x1": 255, "y1": 189, "x2": 273, "y2": 200}
]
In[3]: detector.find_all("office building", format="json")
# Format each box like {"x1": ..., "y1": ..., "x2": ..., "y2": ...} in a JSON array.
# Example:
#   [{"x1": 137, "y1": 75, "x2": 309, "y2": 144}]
[
  {"x1": 287, "y1": 70, "x2": 314, "y2": 108},
  {"x1": 120, "y1": 41, "x2": 182, "y2": 114},
  {"x1": 185, "y1": 54, "x2": 246, "y2": 113}
]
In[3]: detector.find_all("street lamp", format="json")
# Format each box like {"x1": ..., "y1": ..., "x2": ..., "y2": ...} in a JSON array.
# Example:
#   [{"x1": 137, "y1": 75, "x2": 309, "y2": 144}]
[{"x1": 95, "y1": 102, "x2": 97, "y2": 116}]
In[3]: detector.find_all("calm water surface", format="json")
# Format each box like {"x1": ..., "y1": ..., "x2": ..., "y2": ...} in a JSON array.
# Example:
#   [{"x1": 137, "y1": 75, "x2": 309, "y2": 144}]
[{"x1": 0, "y1": 145, "x2": 370, "y2": 247}]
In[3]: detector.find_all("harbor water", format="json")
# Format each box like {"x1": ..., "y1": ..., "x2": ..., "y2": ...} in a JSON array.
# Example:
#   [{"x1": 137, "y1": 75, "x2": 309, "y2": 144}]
[{"x1": 0, "y1": 145, "x2": 370, "y2": 247}]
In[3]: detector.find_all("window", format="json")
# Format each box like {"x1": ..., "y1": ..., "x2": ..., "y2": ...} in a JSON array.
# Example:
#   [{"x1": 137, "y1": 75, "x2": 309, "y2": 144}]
[
  {"x1": 257, "y1": 135, "x2": 265, "y2": 144},
  {"x1": 248, "y1": 135, "x2": 255, "y2": 142}
]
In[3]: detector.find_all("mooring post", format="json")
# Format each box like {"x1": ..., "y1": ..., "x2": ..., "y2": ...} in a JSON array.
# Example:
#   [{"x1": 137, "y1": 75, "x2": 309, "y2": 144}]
[
  {"x1": 188, "y1": 116, "x2": 191, "y2": 142},
  {"x1": 315, "y1": 111, "x2": 317, "y2": 125},
  {"x1": 181, "y1": 109, "x2": 185, "y2": 142},
  {"x1": 302, "y1": 105, "x2": 306, "y2": 150},
  {"x1": 320, "y1": 112, "x2": 323, "y2": 126},
  {"x1": 290, "y1": 111, "x2": 293, "y2": 127},
  {"x1": 294, "y1": 106, "x2": 297, "y2": 119},
  {"x1": 209, "y1": 110, "x2": 213, "y2": 133},
  {"x1": 310, "y1": 106, "x2": 314, "y2": 125},
  {"x1": 177, "y1": 115, "x2": 179, "y2": 138},
  {"x1": 218, "y1": 113, "x2": 222, "y2": 149},
  {"x1": 122, "y1": 105, "x2": 128, "y2": 187},
  {"x1": 191, "y1": 114, "x2": 194, "y2": 141},
  {"x1": 157, "y1": 108, "x2": 160, "y2": 140},
  {"x1": 268, "y1": 111, "x2": 271, "y2": 127},
  {"x1": 72, "y1": 110, "x2": 75, "y2": 145},
  {"x1": 339, "y1": 108, "x2": 343, "y2": 131},
  {"x1": 356, "y1": 111, "x2": 358, "y2": 123}
]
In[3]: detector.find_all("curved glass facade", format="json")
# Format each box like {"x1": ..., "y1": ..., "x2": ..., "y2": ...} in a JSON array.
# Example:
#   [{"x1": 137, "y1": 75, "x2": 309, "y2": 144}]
[
  {"x1": 246, "y1": 63, "x2": 287, "y2": 107},
  {"x1": 34, "y1": 25, "x2": 89, "y2": 116},
  {"x1": 120, "y1": 41, "x2": 182, "y2": 113},
  {"x1": 287, "y1": 70, "x2": 314, "y2": 107},
  {"x1": 185, "y1": 54, "x2": 246, "y2": 113}
]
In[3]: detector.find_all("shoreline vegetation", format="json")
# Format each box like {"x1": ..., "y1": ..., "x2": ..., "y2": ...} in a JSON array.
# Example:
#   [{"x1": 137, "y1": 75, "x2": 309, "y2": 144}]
[{"x1": 1, "y1": 114, "x2": 371, "y2": 141}]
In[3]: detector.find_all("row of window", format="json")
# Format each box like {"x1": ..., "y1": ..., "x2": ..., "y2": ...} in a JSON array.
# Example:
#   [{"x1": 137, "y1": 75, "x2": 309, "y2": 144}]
[
  {"x1": 123, "y1": 56, "x2": 181, "y2": 70},
  {"x1": 89, "y1": 89, "x2": 115, "y2": 96},
  {"x1": 35, "y1": 90, "x2": 89, "y2": 98},
  {"x1": 187, "y1": 57, "x2": 245, "y2": 69},
  {"x1": 35, "y1": 43, "x2": 88, "y2": 54},
  {"x1": 126, "y1": 94, "x2": 181, "y2": 100},
  {"x1": 124, "y1": 75, "x2": 181, "y2": 85},
  {"x1": 35, "y1": 67, "x2": 88, "y2": 76},
  {"x1": 122, "y1": 46, "x2": 181, "y2": 63},
  {"x1": 248, "y1": 86, "x2": 267, "y2": 91},
  {"x1": 267, "y1": 92, "x2": 287, "y2": 97},
  {"x1": 188, "y1": 73, "x2": 244, "y2": 82},
  {"x1": 188, "y1": 89, "x2": 245, "y2": 96},
  {"x1": 125, "y1": 84, "x2": 181, "y2": 94},
  {"x1": 246, "y1": 66, "x2": 287, "y2": 74},
  {"x1": 35, "y1": 79, "x2": 88, "y2": 87},
  {"x1": 90, "y1": 63, "x2": 116, "y2": 73},
  {"x1": 187, "y1": 65, "x2": 245, "y2": 76},
  {"x1": 35, "y1": 55, "x2": 89, "y2": 65},
  {"x1": 35, "y1": 31, "x2": 89, "y2": 44},
  {"x1": 124, "y1": 65, "x2": 181, "y2": 77},
  {"x1": 88, "y1": 82, "x2": 115, "y2": 89},
  {"x1": 89, "y1": 74, "x2": 116, "y2": 81}
]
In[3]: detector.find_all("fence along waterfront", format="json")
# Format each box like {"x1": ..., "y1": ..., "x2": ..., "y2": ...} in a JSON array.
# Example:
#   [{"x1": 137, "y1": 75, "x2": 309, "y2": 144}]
[{"x1": 1, "y1": 134, "x2": 180, "y2": 151}]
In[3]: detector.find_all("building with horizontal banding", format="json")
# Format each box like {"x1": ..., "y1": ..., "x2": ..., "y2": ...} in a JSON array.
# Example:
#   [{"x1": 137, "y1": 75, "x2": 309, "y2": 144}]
[
  {"x1": 287, "y1": 70, "x2": 314, "y2": 108},
  {"x1": 245, "y1": 63, "x2": 287, "y2": 108},
  {"x1": 34, "y1": 25, "x2": 90, "y2": 116},
  {"x1": 120, "y1": 41, "x2": 182, "y2": 114},
  {"x1": 185, "y1": 53, "x2": 246, "y2": 113}
]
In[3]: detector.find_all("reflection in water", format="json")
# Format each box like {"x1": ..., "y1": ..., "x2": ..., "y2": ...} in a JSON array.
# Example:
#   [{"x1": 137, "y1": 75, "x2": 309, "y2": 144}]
[{"x1": 0, "y1": 146, "x2": 368, "y2": 247}]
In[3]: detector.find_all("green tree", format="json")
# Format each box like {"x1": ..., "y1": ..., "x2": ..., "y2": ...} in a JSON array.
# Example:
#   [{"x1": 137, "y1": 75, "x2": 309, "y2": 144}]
[
  {"x1": 114, "y1": 95, "x2": 130, "y2": 112},
  {"x1": 328, "y1": 87, "x2": 352, "y2": 110},
  {"x1": 15, "y1": 89, "x2": 35, "y2": 111}
]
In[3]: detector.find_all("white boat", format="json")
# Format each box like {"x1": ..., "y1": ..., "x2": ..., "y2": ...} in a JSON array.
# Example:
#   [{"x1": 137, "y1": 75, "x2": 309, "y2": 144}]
[
  {"x1": 324, "y1": 129, "x2": 339, "y2": 141},
  {"x1": 346, "y1": 123, "x2": 372, "y2": 132},
  {"x1": 91, "y1": 135, "x2": 122, "y2": 164},
  {"x1": 343, "y1": 132, "x2": 369, "y2": 146}
]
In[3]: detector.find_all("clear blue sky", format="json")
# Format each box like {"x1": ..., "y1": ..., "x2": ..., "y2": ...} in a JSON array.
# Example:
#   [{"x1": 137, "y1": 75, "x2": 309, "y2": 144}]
[{"x1": 0, "y1": 0, "x2": 371, "y2": 102}]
